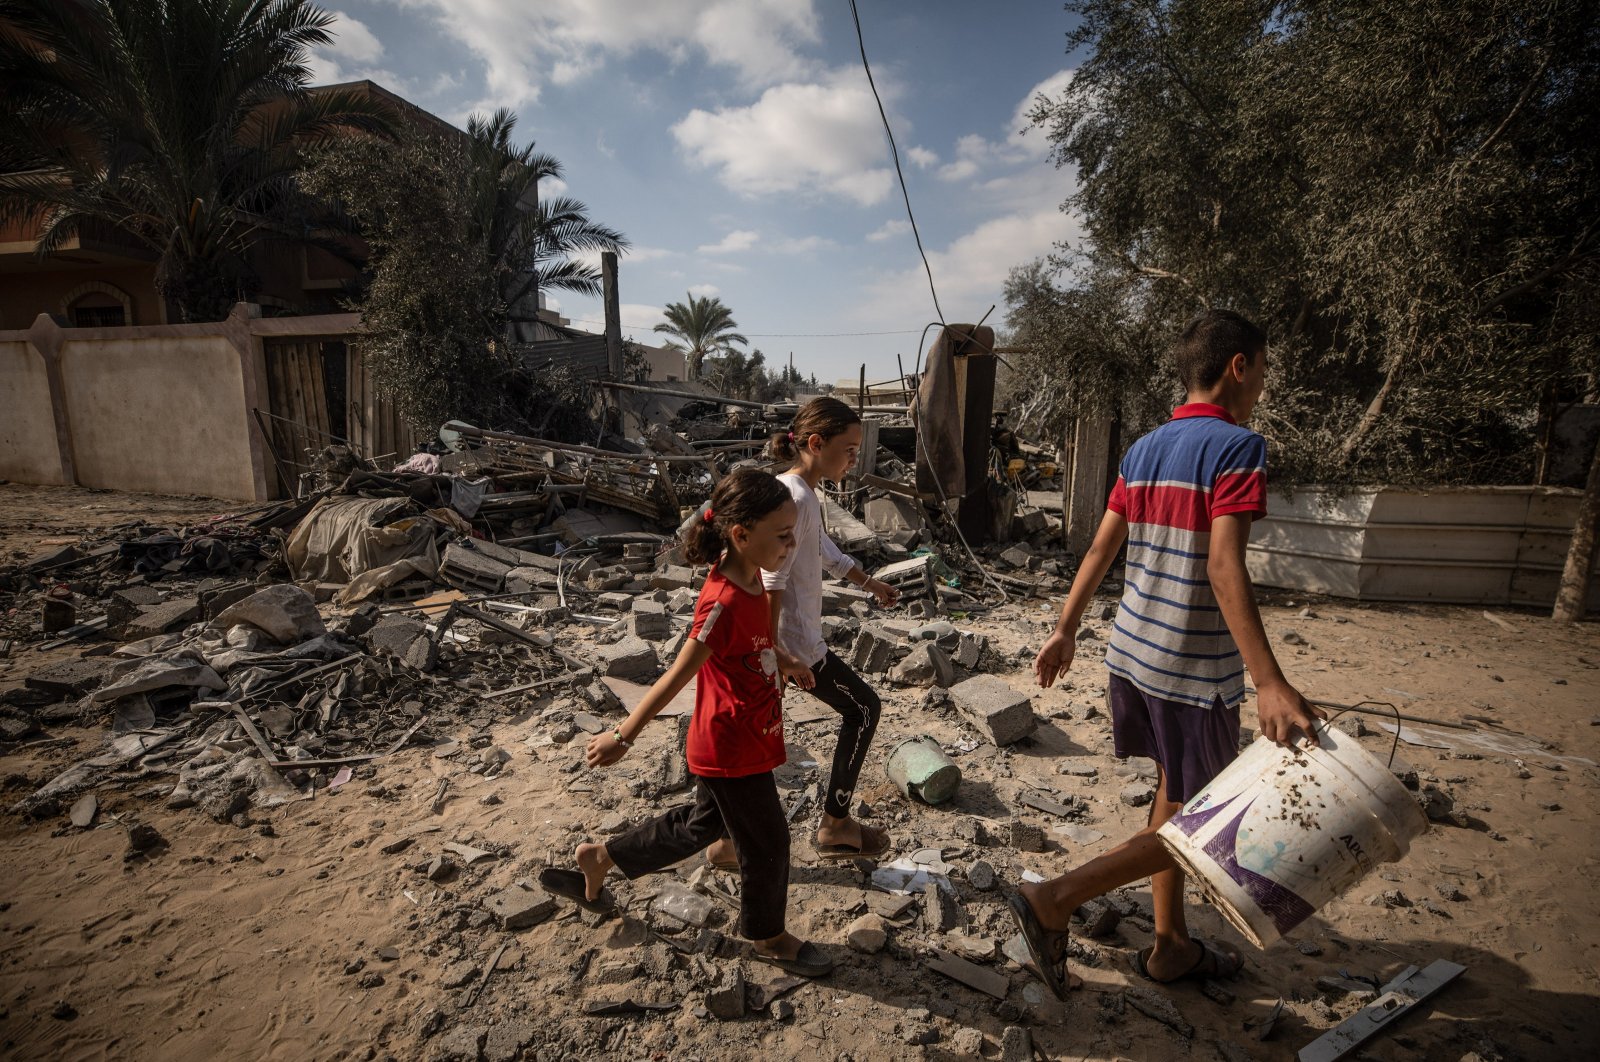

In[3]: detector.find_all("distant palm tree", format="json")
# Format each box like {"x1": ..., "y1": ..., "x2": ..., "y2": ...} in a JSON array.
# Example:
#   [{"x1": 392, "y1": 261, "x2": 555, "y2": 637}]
[
  {"x1": 464, "y1": 108, "x2": 627, "y2": 337},
  {"x1": 0, "y1": 0, "x2": 395, "y2": 322},
  {"x1": 654, "y1": 293, "x2": 748, "y2": 381}
]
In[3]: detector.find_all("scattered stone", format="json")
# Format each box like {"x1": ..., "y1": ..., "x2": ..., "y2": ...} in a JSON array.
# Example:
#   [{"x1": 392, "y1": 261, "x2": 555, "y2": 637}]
[
  {"x1": 443, "y1": 842, "x2": 496, "y2": 866},
  {"x1": 1124, "y1": 986, "x2": 1194, "y2": 1038},
  {"x1": 889, "y1": 642, "x2": 956, "y2": 687},
  {"x1": 125, "y1": 597, "x2": 201, "y2": 638},
  {"x1": 1295, "y1": 939, "x2": 1324, "y2": 957},
  {"x1": 704, "y1": 964, "x2": 746, "y2": 1020},
  {"x1": 1434, "y1": 882, "x2": 1467, "y2": 902},
  {"x1": 1058, "y1": 759, "x2": 1099, "y2": 778},
  {"x1": 125, "y1": 823, "x2": 165, "y2": 857},
  {"x1": 69, "y1": 793, "x2": 98, "y2": 829},
  {"x1": 380, "y1": 836, "x2": 415, "y2": 855},
  {"x1": 771, "y1": 999, "x2": 794, "y2": 1022},
  {"x1": 955, "y1": 631, "x2": 987, "y2": 669},
  {"x1": 1000, "y1": 1025, "x2": 1033, "y2": 1062},
  {"x1": 1119, "y1": 784, "x2": 1154, "y2": 808},
  {"x1": 967, "y1": 859, "x2": 997, "y2": 891},
  {"x1": 439, "y1": 960, "x2": 479, "y2": 989},
  {"x1": 904, "y1": 1026, "x2": 941, "y2": 1046},
  {"x1": 1201, "y1": 980, "x2": 1235, "y2": 1006},
  {"x1": 847, "y1": 914, "x2": 888, "y2": 953},
  {"x1": 426, "y1": 856, "x2": 454, "y2": 881},
  {"x1": 849, "y1": 625, "x2": 898, "y2": 673},
  {"x1": 1281, "y1": 629, "x2": 1307, "y2": 646},
  {"x1": 430, "y1": 1024, "x2": 486, "y2": 1062},
  {"x1": 51, "y1": 999, "x2": 78, "y2": 1020},
  {"x1": 597, "y1": 636, "x2": 658, "y2": 680},
  {"x1": 485, "y1": 886, "x2": 556, "y2": 930},
  {"x1": 950, "y1": 675, "x2": 1037, "y2": 746},
  {"x1": 1076, "y1": 899, "x2": 1121, "y2": 938},
  {"x1": 923, "y1": 879, "x2": 962, "y2": 932},
  {"x1": 482, "y1": 1022, "x2": 535, "y2": 1062},
  {"x1": 1008, "y1": 821, "x2": 1047, "y2": 853},
  {"x1": 650, "y1": 565, "x2": 696, "y2": 592},
  {"x1": 357, "y1": 972, "x2": 385, "y2": 989}
]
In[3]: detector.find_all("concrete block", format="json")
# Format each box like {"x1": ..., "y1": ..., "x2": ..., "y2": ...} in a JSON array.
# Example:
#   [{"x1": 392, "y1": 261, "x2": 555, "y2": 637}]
[
  {"x1": 704, "y1": 965, "x2": 746, "y2": 1020},
  {"x1": 950, "y1": 675, "x2": 1036, "y2": 745},
  {"x1": 599, "y1": 636, "x2": 658, "y2": 680},
  {"x1": 650, "y1": 565, "x2": 696, "y2": 591},
  {"x1": 486, "y1": 886, "x2": 556, "y2": 930},
  {"x1": 125, "y1": 597, "x2": 200, "y2": 638},
  {"x1": 955, "y1": 631, "x2": 986, "y2": 670},
  {"x1": 627, "y1": 610, "x2": 672, "y2": 642},
  {"x1": 889, "y1": 642, "x2": 955, "y2": 687},
  {"x1": 440, "y1": 540, "x2": 510, "y2": 593},
  {"x1": 849, "y1": 624, "x2": 898, "y2": 673},
  {"x1": 864, "y1": 496, "x2": 921, "y2": 533}
]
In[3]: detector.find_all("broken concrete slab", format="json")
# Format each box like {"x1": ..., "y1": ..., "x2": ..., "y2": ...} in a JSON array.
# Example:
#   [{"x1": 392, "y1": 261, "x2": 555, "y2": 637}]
[
  {"x1": 598, "y1": 636, "x2": 658, "y2": 681},
  {"x1": 650, "y1": 565, "x2": 696, "y2": 591},
  {"x1": 24, "y1": 657, "x2": 112, "y2": 699},
  {"x1": 124, "y1": 598, "x2": 200, "y2": 639},
  {"x1": 889, "y1": 642, "x2": 955, "y2": 687},
  {"x1": 950, "y1": 675, "x2": 1036, "y2": 745},
  {"x1": 211, "y1": 584, "x2": 325, "y2": 645},
  {"x1": 704, "y1": 964, "x2": 746, "y2": 1020},
  {"x1": 485, "y1": 886, "x2": 556, "y2": 930},
  {"x1": 849, "y1": 625, "x2": 898, "y2": 673}
]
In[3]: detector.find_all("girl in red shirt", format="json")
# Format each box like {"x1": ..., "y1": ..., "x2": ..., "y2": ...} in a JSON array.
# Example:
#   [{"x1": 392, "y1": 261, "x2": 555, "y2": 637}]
[{"x1": 539, "y1": 468, "x2": 835, "y2": 978}]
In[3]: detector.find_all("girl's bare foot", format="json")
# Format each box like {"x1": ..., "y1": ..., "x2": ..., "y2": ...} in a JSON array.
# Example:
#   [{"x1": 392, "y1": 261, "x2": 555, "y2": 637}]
[
  {"x1": 575, "y1": 842, "x2": 613, "y2": 902},
  {"x1": 705, "y1": 836, "x2": 738, "y2": 868}
]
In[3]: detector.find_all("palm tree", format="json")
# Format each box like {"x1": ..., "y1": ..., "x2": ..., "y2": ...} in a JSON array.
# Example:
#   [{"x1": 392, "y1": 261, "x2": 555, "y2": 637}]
[
  {"x1": 463, "y1": 108, "x2": 627, "y2": 339},
  {"x1": 654, "y1": 293, "x2": 748, "y2": 381},
  {"x1": 0, "y1": 0, "x2": 395, "y2": 322}
]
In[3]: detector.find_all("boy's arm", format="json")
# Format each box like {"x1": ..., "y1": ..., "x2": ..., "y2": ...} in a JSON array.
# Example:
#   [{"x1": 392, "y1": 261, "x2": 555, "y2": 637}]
[
  {"x1": 587, "y1": 639, "x2": 712, "y2": 766},
  {"x1": 1208, "y1": 513, "x2": 1324, "y2": 746},
  {"x1": 1035, "y1": 509, "x2": 1128, "y2": 687}
]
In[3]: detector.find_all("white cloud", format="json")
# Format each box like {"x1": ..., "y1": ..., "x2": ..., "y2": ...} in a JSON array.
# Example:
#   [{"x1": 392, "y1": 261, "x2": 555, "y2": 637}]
[
  {"x1": 687, "y1": 284, "x2": 721, "y2": 297},
  {"x1": 539, "y1": 175, "x2": 569, "y2": 197},
  {"x1": 307, "y1": 11, "x2": 394, "y2": 87},
  {"x1": 866, "y1": 219, "x2": 910, "y2": 242},
  {"x1": 625, "y1": 245, "x2": 675, "y2": 262},
  {"x1": 937, "y1": 133, "x2": 989, "y2": 182},
  {"x1": 698, "y1": 229, "x2": 760, "y2": 254},
  {"x1": 775, "y1": 235, "x2": 832, "y2": 254},
  {"x1": 671, "y1": 70, "x2": 897, "y2": 204},
  {"x1": 387, "y1": 0, "x2": 820, "y2": 110},
  {"x1": 852, "y1": 203, "x2": 1082, "y2": 331},
  {"x1": 1008, "y1": 68, "x2": 1073, "y2": 153},
  {"x1": 620, "y1": 303, "x2": 667, "y2": 330},
  {"x1": 907, "y1": 146, "x2": 938, "y2": 168},
  {"x1": 929, "y1": 69, "x2": 1075, "y2": 184}
]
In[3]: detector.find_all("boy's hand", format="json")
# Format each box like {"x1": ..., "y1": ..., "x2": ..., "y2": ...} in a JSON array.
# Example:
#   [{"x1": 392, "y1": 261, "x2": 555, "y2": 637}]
[
  {"x1": 1255, "y1": 680, "x2": 1325, "y2": 747},
  {"x1": 586, "y1": 733, "x2": 629, "y2": 767},
  {"x1": 864, "y1": 578, "x2": 899, "y2": 609},
  {"x1": 778, "y1": 650, "x2": 815, "y2": 690},
  {"x1": 1034, "y1": 630, "x2": 1076, "y2": 688}
]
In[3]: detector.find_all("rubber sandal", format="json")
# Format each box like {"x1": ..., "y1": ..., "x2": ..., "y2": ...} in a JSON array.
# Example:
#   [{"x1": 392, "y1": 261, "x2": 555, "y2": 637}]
[
  {"x1": 538, "y1": 866, "x2": 617, "y2": 914},
  {"x1": 1005, "y1": 890, "x2": 1071, "y2": 1001},
  {"x1": 812, "y1": 825, "x2": 891, "y2": 861},
  {"x1": 1130, "y1": 937, "x2": 1243, "y2": 984},
  {"x1": 754, "y1": 940, "x2": 835, "y2": 978}
]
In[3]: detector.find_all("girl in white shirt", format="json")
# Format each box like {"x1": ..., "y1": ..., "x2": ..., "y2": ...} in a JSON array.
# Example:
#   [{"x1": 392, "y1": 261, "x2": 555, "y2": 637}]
[{"x1": 711, "y1": 397, "x2": 900, "y2": 863}]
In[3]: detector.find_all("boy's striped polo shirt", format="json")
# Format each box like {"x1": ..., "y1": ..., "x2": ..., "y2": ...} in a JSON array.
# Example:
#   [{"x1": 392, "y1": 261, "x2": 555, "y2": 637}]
[{"x1": 1103, "y1": 403, "x2": 1267, "y2": 709}]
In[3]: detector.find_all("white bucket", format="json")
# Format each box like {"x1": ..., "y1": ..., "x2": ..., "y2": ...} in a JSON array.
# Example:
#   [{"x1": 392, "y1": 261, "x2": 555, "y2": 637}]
[{"x1": 1156, "y1": 725, "x2": 1428, "y2": 949}]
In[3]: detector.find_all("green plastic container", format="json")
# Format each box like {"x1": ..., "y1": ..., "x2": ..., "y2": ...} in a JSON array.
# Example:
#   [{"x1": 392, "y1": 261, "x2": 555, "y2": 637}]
[{"x1": 886, "y1": 735, "x2": 962, "y2": 804}]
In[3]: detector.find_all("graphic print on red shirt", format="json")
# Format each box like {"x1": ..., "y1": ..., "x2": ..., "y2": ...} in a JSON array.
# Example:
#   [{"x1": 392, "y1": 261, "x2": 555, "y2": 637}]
[{"x1": 684, "y1": 565, "x2": 785, "y2": 778}]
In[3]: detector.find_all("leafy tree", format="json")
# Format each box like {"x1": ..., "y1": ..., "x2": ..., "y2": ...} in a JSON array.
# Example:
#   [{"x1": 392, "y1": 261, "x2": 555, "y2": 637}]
[
  {"x1": 464, "y1": 108, "x2": 626, "y2": 337},
  {"x1": 1011, "y1": 0, "x2": 1599, "y2": 487},
  {"x1": 653, "y1": 292, "x2": 748, "y2": 381},
  {"x1": 0, "y1": 0, "x2": 395, "y2": 322},
  {"x1": 703, "y1": 347, "x2": 801, "y2": 403}
]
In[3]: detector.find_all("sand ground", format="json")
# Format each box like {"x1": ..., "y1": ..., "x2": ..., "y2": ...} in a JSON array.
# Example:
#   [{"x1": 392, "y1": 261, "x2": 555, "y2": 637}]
[{"x1": 1, "y1": 485, "x2": 1596, "y2": 1061}]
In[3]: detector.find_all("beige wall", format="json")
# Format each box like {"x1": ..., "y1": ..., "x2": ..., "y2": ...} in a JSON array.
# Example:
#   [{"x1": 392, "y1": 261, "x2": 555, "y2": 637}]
[
  {"x1": 57, "y1": 333, "x2": 259, "y2": 499},
  {"x1": 0, "y1": 338, "x2": 66, "y2": 484}
]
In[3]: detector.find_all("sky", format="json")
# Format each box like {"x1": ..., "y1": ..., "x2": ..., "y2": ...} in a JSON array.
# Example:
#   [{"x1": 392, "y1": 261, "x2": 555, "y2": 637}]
[{"x1": 305, "y1": 0, "x2": 1086, "y2": 386}]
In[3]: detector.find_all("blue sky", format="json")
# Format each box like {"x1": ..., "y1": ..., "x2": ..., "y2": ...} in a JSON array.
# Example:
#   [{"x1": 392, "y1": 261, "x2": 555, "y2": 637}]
[{"x1": 306, "y1": 1, "x2": 1085, "y2": 386}]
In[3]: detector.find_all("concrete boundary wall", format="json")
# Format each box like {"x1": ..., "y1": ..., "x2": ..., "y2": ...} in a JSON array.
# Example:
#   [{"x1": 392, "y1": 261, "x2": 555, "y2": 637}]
[{"x1": 0, "y1": 305, "x2": 361, "y2": 502}]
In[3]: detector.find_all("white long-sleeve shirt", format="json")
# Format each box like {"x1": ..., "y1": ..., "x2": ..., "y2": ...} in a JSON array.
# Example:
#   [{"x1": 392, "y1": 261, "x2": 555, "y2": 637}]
[{"x1": 761, "y1": 472, "x2": 857, "y2": 667}]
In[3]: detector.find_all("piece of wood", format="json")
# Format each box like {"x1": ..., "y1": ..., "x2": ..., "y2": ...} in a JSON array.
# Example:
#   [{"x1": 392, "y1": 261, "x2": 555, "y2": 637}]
[
  {"x1": 925, "y1": 948, "x2": 1010, "y2": 1000},
  {"x1": 1481, "y1": 610, "x2": 1518, "y2": 632},
  {"x1": 230, "y1": 704, "x2": 280, "y2": 763},
  {"x1": 1065, "y1": 414, "x2": 1114, "y2": 557},
  {"x1": 1297, "y1": 959, "x2": 1465, "y2": 1062}
]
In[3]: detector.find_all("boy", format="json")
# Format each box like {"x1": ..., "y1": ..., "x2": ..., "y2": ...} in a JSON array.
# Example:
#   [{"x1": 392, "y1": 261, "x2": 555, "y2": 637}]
[{"x1": 1007, "y1": 309, "x2": 1322, "y2": 998}]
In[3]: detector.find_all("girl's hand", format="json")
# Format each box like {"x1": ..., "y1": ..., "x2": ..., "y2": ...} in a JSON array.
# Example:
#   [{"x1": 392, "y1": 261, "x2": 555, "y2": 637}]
[
  {"x1": 778, "y1": 651, "x2": 815, "y2": 690},
  {"x1": 586, "y1": 732, "x2": 630, "y2": 767},
  {"x1": 865, "y1": 578, "x2": 899, "y2": 609}
]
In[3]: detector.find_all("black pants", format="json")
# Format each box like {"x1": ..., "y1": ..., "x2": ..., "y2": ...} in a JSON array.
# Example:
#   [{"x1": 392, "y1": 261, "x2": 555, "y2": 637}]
[
  {"x1": 808, "y1": 650, "x2": 883, "y2": 820},
  {"x1": 606, "y1": 771, "x2": 789, "y2": 940}
]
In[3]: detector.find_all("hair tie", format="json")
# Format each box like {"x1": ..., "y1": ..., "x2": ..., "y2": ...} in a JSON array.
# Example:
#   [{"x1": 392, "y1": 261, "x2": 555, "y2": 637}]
[
  {"x1": 703, "y1": 508, "x2": 714, "y2": 522},
  {"x1": 787, "y1": 431, "x2": 795, "y2": 442}
]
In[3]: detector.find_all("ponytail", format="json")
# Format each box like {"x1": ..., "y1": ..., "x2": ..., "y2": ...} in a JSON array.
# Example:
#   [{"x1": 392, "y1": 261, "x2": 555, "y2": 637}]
[
  {"x1": 765, "y1": 396, "x2": 861, "y2": 462},
  {"x1": 681, "y1": 467, "x2": 792, "y2": 565}
]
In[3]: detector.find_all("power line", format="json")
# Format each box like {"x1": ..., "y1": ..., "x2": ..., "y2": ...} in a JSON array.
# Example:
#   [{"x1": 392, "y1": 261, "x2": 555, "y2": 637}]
[{"x1": 848, "y1": 0, "x2": 945, "y2": 327}]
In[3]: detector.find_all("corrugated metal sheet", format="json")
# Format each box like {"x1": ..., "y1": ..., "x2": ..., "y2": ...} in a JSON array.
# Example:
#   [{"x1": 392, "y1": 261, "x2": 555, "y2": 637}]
[
  {"x1": 1246, "y1": 485, "x2": 1600, "y2": 608},
  {"x1": 524, "y1": 334, "x2": 610, "y2": 380}
]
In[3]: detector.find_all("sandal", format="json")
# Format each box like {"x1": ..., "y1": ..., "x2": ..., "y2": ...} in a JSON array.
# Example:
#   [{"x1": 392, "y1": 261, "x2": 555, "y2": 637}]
[
  {"x1": 538, "y1": 866, "x2": 617, "y2": 915},
  {"x1": 1130, "y1": 937, "x2": 1243, "y2": 984},
  {"x1": 1005, "y1": 890, "x2": 1072, "y2": 1000},
  {"x1": 754, "y1": 940, "x2": 835, "y2": 978},
  {"x1": 813, "y1": 824, "x2": 892, "y2": 862}
]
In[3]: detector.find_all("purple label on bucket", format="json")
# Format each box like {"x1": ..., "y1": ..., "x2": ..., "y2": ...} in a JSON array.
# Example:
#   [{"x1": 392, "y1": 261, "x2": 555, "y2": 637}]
[
  {"x1": 1169, "y1": 792, "x2": 1243, "y2": 838},
  {"x1": 1199, "y1": 797, "x2": 1317, "y2": 936}
]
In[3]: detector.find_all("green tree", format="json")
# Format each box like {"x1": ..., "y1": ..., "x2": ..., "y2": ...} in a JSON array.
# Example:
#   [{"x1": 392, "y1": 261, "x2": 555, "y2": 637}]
[
  {"x1": 653, "y1": 292, "x2": 748, "y2": 381},
  {"x1": 464, "y1": 108, "x2": 626, "y2": 338},
  {"x1": 1012, "y1": 0, "x2": 1599, "y2": 487},
  {"x1": 0, "y1": 0, "x2": 395, "y2": 322}
]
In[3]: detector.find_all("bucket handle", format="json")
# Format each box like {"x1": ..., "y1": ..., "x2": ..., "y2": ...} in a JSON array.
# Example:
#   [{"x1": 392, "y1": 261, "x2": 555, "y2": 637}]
[{"x1": 1308, "y1": 699, "x2": 1404, "y2": 768}]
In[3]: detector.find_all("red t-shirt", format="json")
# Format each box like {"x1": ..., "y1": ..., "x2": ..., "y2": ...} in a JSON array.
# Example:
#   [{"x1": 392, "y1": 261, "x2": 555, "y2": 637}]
[{"x1": 684, "y1": 565, "x2": 786, "y2": 778}]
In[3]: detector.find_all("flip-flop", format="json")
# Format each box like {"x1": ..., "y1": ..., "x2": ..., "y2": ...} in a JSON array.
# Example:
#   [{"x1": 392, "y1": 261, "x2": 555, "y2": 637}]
[
  {"x1": 813, "y1": 825, "x2": 892, "y2": 861},
  {"x1": 1130, "y1": 937, "x2": 1243, "y2": 984},
  {"x1": 1005, "y1": 890, "x2": 1072, "y2": 1001},
  {"x1": 754, "y1": 940, "x2": 835, "y2": 978},
  {"x1": 538, "y1": 866, "x2": 617, "y2": 914}
]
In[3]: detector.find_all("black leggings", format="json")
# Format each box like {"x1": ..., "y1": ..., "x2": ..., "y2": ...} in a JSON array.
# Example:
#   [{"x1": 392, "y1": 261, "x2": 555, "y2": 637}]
[
  {"x1": 606, "y1": 771, "x2": 789, "y2": 940},
  {"x1": 808, "y1": 650, "x2": 883, "y2": 819}
]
